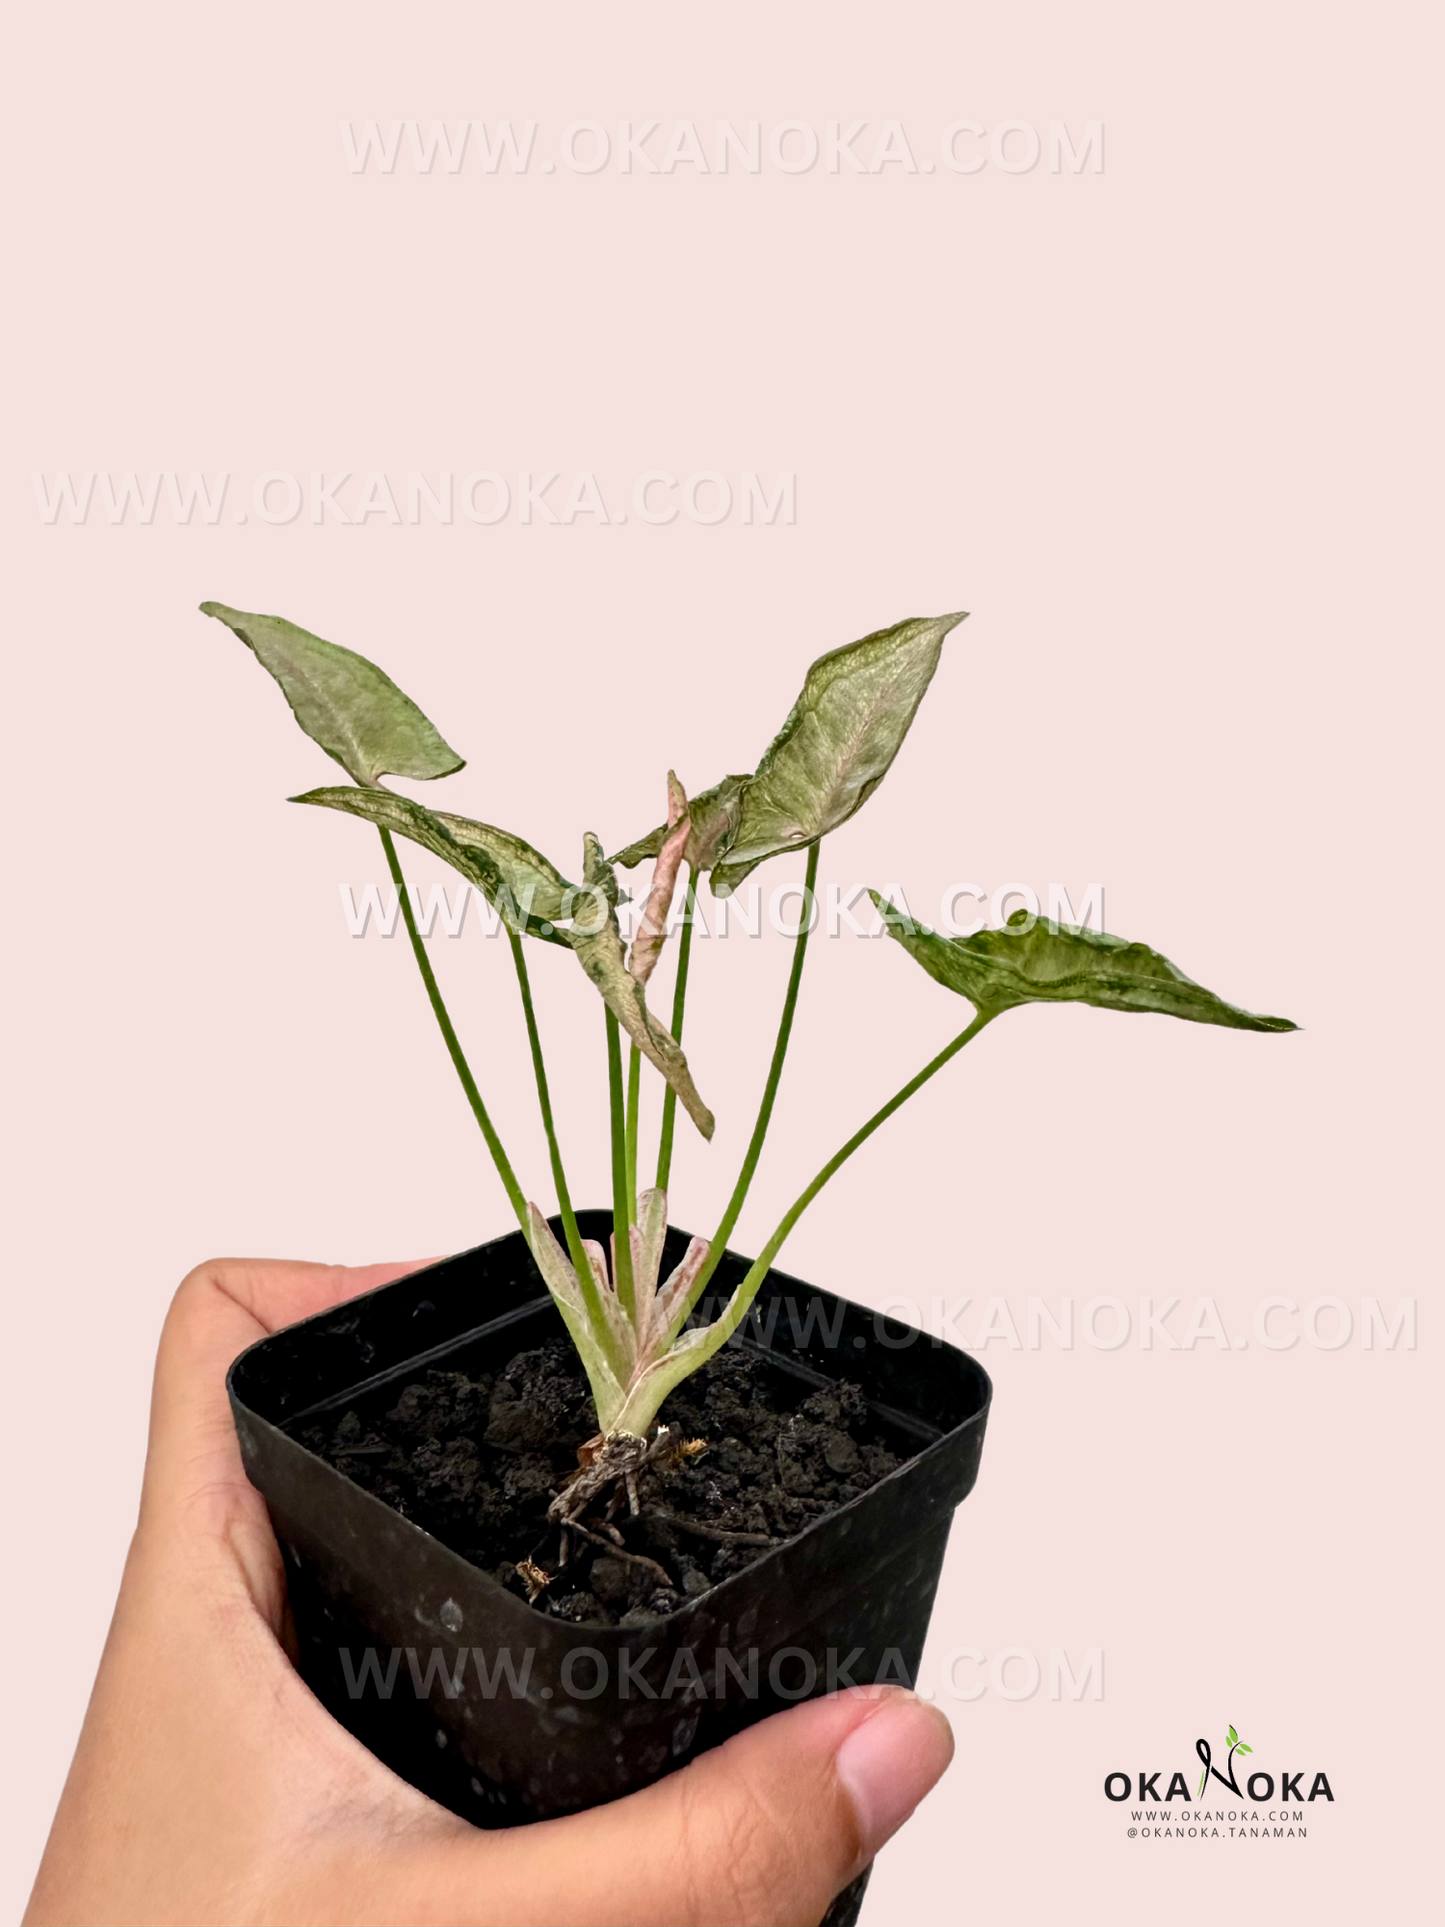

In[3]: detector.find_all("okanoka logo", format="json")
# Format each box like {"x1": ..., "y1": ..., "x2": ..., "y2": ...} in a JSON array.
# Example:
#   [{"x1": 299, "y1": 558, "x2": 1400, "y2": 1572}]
[
  {"x1": 1196, "y1": 1723, "x2": 1255, "y2": 1798},
  {"x1": 1104, "y1": 1722, "x2": 1335, "y2": 1824}
]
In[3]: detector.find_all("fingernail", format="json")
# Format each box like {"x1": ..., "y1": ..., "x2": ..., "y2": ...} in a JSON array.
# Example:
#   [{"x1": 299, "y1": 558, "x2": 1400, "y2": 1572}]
[{"x1": 835, "y1": 1689, "x2": 955, "y2": 1856}]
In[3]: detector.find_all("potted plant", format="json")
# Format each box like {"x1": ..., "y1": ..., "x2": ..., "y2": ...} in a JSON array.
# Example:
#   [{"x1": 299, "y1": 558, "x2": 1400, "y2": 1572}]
[{"x1": 207, "y1": 600, "x2": 1293, "y2": 1880}]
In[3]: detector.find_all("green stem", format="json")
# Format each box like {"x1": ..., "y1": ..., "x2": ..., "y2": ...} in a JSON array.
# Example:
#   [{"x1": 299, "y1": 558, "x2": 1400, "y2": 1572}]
[
  {"x1": 507, "y1": 929, "x2": 594, "y2": 1294},
  {"x1": 605, "y1": 1009, "x2": 636, "y2": 1316},
  {"x1": 690, "y1": 841, "x2": 820, "y2": 1304},
  {"x1": 379, "y1": 828, "x2": 527, "y2": 1235},
  {"x1": 674, "y1": 1011, "x2": 993, "y2": 1345},
  {"x1": 654, "y1": 865, "x2": 696, "y2": 1193},
  {"x1": 625, "y1": 1043, "x2": 641, "y2": 1208}
]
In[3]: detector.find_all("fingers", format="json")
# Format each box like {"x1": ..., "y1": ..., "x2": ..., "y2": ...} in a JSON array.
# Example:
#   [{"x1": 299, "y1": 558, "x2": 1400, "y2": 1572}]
[
  {"x1": 140, "y1": 1257, "x2": 433, "y2": 1548},
  {"x1": 441, "y1": 1685, "x2": 954, "y2": 1927}
]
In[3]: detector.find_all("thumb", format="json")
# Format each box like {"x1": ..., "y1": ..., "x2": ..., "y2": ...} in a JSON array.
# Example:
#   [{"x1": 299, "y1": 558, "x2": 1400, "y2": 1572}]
[{"x1": 469, "y1": 1685, "x2": 954, "y2": 1927}]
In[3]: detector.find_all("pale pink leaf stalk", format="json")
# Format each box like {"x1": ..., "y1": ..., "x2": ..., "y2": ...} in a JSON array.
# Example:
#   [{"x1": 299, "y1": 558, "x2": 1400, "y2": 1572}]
[
  {"x1": 528, "y1": 1189, "x2": 712, "y2": 1437},
  {"x1": 627, "y1": 772, "x2": 690, "y2": 987}
]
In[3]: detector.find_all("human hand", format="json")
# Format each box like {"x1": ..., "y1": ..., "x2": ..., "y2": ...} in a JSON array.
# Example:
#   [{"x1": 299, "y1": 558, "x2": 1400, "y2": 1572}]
[{"x1": 25, "y1": 1258, "x2": 954, "y2": 1927}]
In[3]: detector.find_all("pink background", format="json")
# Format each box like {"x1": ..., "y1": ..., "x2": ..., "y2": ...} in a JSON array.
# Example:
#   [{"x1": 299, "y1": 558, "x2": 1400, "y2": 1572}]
[{"x1": 3, "y1": 3, "x2": 1440, "y2": 1920}]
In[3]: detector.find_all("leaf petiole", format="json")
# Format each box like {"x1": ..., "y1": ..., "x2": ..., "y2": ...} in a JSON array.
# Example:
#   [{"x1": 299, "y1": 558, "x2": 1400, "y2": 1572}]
[
  {"x1": 687, "y1": 841, "x2": 820, "y2": 1308},
  {"x1": 672, "y1": 1010, "x2": 993, "y2": 1348},
  {"x1": 605, "y1": 1009, "x2": 637, "y2": 1316},
  {"x1": 625, "y1": 1043, "x2": 641, "y2": 1210},
  {"x1": 379, "y1": 827, "x2": 528, "y2": 1235},
  {"x1": 507, "y1": 929, "x2": 595, "y2": 1304},
  {"x1": 655, "y1": 865, "x2": 697, "y2": 1192}
]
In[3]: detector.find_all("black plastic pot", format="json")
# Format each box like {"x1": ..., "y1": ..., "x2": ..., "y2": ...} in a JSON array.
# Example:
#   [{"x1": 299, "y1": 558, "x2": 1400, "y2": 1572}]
[{"x1": 229, "y1": 1212, "x2": 990, "y2": 1920}]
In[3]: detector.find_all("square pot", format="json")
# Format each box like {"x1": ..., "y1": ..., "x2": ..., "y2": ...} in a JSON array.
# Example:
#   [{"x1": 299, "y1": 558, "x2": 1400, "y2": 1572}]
[{"x1": 229, "y1": 1211, "x2": 991, "y2": 1835}]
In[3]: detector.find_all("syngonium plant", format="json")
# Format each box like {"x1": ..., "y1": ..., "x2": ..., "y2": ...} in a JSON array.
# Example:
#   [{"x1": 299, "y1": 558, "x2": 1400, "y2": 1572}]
[{"x1": 203, "y1": 600, "x2": 1295, "y2": 1513}]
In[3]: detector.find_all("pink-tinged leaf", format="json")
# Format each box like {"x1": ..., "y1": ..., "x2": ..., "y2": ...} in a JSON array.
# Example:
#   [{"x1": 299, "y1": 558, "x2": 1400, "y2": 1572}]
[
  {"x1": 572, "y1": 835, "x2": 715, "y2": 1139},
  {"x1": 655, "y1": 1235, "x2": 710, "y2": 1338},
  {"x1": 526, "y1": 1206, "x2": 628, "y2": 1428},
  {"x1": 603, "y1": 1232, "x2": 639, "y2": 1363},
  {"x1": 628, "y1": 773, "x2": 691, "y2": 986},
  {"x1": 633, "y1": 1189, "x2": 669, "y2": 1295},
  {"x1": 628, "y1": 1190, "x2": 674, "y2": 1352},
  {"x1": 527, "y1": 1205, "x2": 584, "y2": 1315},
  {"x1": 584, "y1": 1238, "x2": 633, "y2": 1362},
  {"x1": 611, "y1": 773, "x2": 749, "y2": 873},
  {"x1": 713, "y1": 615, "x2": 965, "y2": 895},
  {"x1": 582, "y1": 1239, "x2": 611, "y2": 1298}
]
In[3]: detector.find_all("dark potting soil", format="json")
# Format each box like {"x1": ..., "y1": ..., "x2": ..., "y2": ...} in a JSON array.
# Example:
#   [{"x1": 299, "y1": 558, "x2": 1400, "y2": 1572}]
[{"x1": 295, "y1": 1339, "x2": 904, "y2": 1627}]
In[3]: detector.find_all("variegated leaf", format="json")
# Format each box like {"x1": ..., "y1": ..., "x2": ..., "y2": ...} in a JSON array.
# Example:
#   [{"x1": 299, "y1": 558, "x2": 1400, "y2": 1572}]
[
  {"x1": 202, "y1": 601, "x2": 462, "y2": 786},
  {"x1": 432, "y1": 810, "x2": 578, "y2": 945},
  {"x1": 293, "y1": 785, "x2": 505, "y2": 897},
  {"x1": 870, "y1": 895, "x2": 1296, "y2": 1032},
  {"x1": 294, "y1": 787, "x2": 574, "y2": 943},
  {"x1": 526, "y1": 1207, "x2": 627, "y2": 1432},
  {"x1": 571, "y1": 837, "x2": 716, "y2": 1139},
  {"x1": 710, "y1": 613, "x2": 965, "y2": 895}
]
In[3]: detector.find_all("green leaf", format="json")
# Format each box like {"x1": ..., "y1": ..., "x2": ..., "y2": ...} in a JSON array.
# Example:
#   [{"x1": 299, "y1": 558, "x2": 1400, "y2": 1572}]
[
  {"x1": 293, "y1": 787, "x2": 575, "y2": 945},
  {"x1": 293, "y1": 784, "x2": 503, "y2": 888},
  {"x1": 202, "y1": 602, "x2": 463, "y2": 786},
  {"x1": 1228, "y1": 1726, "x2": 1238, "y2": 1745},
  {"x1": 571, "y1": 835, "x2": 716, "y2": 1140},
  {"x1": 432, "y1": 811, "x2": 578, "y2": 945},
  {"x1": 868, "y1": 897, "x2": 1297, "y2": 1033},
  {"x1": 1236, "y1": 1743, "x2": 1253, "y2": 1754},
  {"x1": 611, "y1": 773, "x2": 750, "y2": 874},
  {"x1": 710, "y1": 613, "x2": 965, "y2": 896},
  {"x1": 294, "y1": 782, "x2": 581, "y2": 948}
]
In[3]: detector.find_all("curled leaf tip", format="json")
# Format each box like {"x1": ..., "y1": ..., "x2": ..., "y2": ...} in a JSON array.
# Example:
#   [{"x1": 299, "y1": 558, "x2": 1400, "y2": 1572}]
[
  {"x1": 570, "y1": 824, "x2": 714, "y2": 1136},
  {"x1": 629, "y1": 775, "x2": 691, "y2": 987},
  {"x1": 666, "y1": 769, "x2": 688, "y2": 827},
  {"x1": 610, "y1": 772, "x2": 750, "y2": 874}
]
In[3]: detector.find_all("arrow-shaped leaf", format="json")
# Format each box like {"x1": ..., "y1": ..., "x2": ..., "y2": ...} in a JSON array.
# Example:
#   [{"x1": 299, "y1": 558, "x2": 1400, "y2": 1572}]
[
  {"x1": 1228, "y1": 1726, "x2": 1238, "y2": 1745},
  {"x1": 571, "y1": 835, "x2": 715, "y2": 1140},
  {"x1": 869, "y1": 896, "x2": 1296, "y2": 1033},
  {"x1": 710, "y1": 613, "x2": 965, "y2": 895},
  {"x1": 202, "y1": 602, "x2": 463, "y2": 787},
  {"x1": 293, "y1": 787, "x2": 575, "y2": 945}
]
